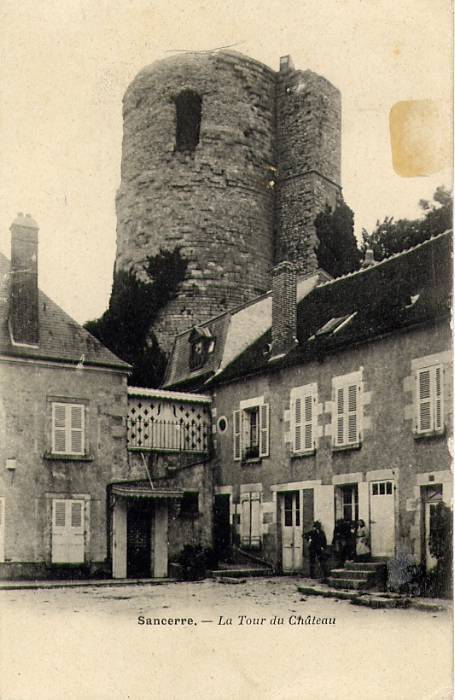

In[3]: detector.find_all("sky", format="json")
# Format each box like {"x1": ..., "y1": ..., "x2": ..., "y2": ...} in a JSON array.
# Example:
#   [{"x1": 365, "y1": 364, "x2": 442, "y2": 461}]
[{"x1": 0, "y1": 0, "x2": 452, "y2": 324}]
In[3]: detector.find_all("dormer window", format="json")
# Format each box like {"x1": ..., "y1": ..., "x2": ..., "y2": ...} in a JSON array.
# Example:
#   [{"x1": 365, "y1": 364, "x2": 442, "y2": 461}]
[
  {"x1": 189, "y1": 326, "x2": 214, "y2": 371},
  {"x1": 175, "y1": 90, "x2": 202, "y2": 153}
]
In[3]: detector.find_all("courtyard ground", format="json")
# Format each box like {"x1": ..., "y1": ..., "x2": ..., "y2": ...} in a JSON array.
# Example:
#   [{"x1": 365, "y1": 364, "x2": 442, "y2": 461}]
[{"x1": 0, "y1": 576, "x2": 452, "y2": 700}]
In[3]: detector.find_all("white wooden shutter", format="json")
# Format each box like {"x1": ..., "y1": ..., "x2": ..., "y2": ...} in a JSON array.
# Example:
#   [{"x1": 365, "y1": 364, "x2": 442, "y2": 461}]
[
  {"x1": 52, "y1": 403, "x2": 85, "y2": 455},
  {"x1": 293, "y1": 395, "x2": 303, "y2": 453},
  {"x1": 347, "y1": 384, "x2": 358, "y2": 445},
  {"x1": 259, "y1": 403, "x2": 269, "y2": 457},
  {"x1": 70, "y1": 405, "x2": 84, "y2": 455},
  {"x1": 233, "y1": 409, "x2": 241, "y2": 461},
  {"x1": 416, "y1": 365, "x2": 444, "y2": 433},
  {"x1": 416, "y1": 368, "x2": 432, "y2": 432},
  {"x1": 434, "y1": 366, "x2": 443, "y2": 432},
  {"x1": 52, "y1": 499, "x2": 85, "y2": 563},
  {"x1": 0, "y1": 498, "x2": 5, "y2": 563},
  {"x1": 335, "y1": 386, "x2": 345, "y2": 446},
  {"x1": 292, "y1": 386, "x2": 316, "y2": 453},
  {"x1": 52, "y1": 403, "x2": 67, "y2": 453}
]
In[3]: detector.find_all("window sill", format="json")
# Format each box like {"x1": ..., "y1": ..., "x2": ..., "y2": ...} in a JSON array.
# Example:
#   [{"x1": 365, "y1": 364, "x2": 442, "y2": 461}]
[
  {"x1": 43, "y1": 453, "x2": 94, "y2": 462},
  {"x1": 241, "y1": 457, "x2": 263, "y2": 466},
  {"x1": 290, "y1": 450, "x2": 316, "y2": 459},
  {"x1": 413, "y1": 429, "x2": 445, "y2": 441},
  {"x1": 332, "y1": 442, "x2": 361, "y2": 453}
]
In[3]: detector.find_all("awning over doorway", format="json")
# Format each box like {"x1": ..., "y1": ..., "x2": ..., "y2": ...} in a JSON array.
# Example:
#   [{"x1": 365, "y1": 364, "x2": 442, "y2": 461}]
[{"x1": 112, "y1": 484, "x2": 184, "y2": 500}]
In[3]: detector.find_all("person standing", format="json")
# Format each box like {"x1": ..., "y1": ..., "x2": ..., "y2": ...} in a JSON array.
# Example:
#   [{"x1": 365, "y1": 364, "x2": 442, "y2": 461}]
[
  {"x1": 355, "y1": 519, "x2": 371, "y2": 562},
  {"x1": 305, "y1": 521, "x2": 329, "y2": 580}
]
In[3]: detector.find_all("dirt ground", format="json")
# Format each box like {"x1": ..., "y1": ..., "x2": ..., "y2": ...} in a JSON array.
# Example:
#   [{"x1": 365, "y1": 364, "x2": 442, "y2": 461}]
[{"x1": 0, "y1": 577, "x2": 452, "y2": 700}]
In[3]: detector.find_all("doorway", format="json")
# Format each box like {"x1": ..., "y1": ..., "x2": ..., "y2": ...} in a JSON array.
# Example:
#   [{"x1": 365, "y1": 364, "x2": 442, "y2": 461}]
[
  {"x1": 335, "y1": 484, "x2": 359, "y2": 524},
  {"x1": 127, "y1": 504, "x2": 152, "y2": 578},
  {"x1": 369, "y1": 480, "x2": 395, "y2": 557},
  {"x1": 422, "y1": 484, "x2": 443, "y2": 570},
  {"x1": 214, "y1": 494, "x2": 231, "y2": 560},
  {"x1": 280, "y1": 491, "x2": 303, "y2": 573}
]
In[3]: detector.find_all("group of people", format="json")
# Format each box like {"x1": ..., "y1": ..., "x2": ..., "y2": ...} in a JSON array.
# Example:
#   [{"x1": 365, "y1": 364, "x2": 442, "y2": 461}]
[{"x1": 304, "y1": 519, "x2": 370, "y2": 580}]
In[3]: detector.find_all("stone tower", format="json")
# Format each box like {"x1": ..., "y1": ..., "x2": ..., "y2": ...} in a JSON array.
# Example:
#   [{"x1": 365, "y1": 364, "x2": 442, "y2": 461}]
[{"x1": 115, "y1": 51, "x2": 341, "y2": 351}]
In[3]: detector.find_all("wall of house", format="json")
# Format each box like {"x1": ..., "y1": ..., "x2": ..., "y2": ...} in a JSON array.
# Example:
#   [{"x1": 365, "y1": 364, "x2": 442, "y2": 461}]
[
  {"x1": 211, "y1": 320, "x2": 452, "y2": 572},
  {"x1": 0, "y1": 359, "x2": 129, "y2": 579}
]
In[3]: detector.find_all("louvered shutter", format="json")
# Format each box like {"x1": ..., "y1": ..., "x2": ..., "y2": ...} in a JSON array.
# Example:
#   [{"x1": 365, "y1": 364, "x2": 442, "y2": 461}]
[
  {"x1": 335, "y1": 386, "x2": 345, "y2": 446},
  {"x1": 303, "y1": 394, "x2": 314, "y2": 451},
  {"x1": 233, "y1": 409, "x2": 241, "y2": 461},
  {"x1": 259, "y1": 404, "x2": 269, "y2": 457},
  {"x1": 70, "y1": 405, "x2": 84, "y2": 454},
  {"x1": 347, "y1": 384, "x2": 358, "y2": 444},
  {"x1": 53, "y1": 403, "x2": 68, "y2": 453},
  {"x1": 293, "y1": 395, "x2": 303, "y2": 452},
  {"x1": 417, "y1": 368, "x2": 432, "y2": 432},
  {"x1": 52, "y1": 499, "x2": 85, "y2": 563},
  {"x1": 434, "y1": 366, "x2": 443, "y2": 432}
]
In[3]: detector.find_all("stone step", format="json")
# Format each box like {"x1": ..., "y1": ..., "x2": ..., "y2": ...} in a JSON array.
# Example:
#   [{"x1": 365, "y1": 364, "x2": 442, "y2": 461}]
[
  {"x1": 330, "y1": 568, "x2": 376, "y2": 581},
  {"x1": 344, "y1": 561, "x2": 387, "y2": 572},
  {"x1": 210, "y1": 568, "x2": 272, "y2": 579},
  {"x1": 327, "y1": 577, "x2": 370, "y2": 591}
]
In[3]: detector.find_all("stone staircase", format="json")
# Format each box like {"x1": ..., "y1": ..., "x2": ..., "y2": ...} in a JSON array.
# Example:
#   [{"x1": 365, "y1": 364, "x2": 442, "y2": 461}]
[{"x1": 327, "y1": 561, "x2": 387, "y2": 591}]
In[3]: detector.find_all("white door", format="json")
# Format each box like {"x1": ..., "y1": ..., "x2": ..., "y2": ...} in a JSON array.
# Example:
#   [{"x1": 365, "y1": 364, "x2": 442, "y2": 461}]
[
  {"x1": 369, "y1": 480, "x2": 395, "y2": 557},
  {"x1": 281, "y1": 492, "x2": 303, "y2": 572},
  {"x1": 52, "y1": 499, "x2": 85, "y2": 563}
]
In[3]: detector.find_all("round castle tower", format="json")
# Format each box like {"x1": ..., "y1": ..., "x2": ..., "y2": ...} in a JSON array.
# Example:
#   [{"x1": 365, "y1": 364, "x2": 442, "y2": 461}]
[{"x1": 115, "y1": 51, "x2": 341, "y2": 352}]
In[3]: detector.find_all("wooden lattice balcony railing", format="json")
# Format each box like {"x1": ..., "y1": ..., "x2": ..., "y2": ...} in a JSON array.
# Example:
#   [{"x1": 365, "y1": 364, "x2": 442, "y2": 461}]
[{"x1": 127, "y1": 416, "x2": 211, "y2": 453}]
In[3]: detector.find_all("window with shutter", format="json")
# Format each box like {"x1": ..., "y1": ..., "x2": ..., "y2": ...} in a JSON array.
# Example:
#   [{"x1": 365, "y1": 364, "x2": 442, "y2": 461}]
[
  {"x1": 52, "y1": 402, "x2": 85, "y2": 455},
  {"x1": 240, "y1": 492, "x2": 262, "y2": 549},
  {"x1": 416, "y1": 365, "x2": 444, "y2": 435},
  {"x1": 332, "y1": 378, "x2": 362, "y2": 448},
  {"x1": 291, "y1": 384, "x2": 317, "y2": 454}
]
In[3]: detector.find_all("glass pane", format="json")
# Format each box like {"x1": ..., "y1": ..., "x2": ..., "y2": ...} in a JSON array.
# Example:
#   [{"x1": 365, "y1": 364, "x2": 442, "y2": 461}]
[
  {"x1": 295, "y1": 493, "x2": 300, "y2": 527},
  {"x1": 372, "y1": 483, "x2": 378, "y2": 496},
  {"x1": 386, "y1": 482, "x2": 392, "y2": 495},
  {"x1": 379, "y1": 482, "x2": 385, "y2": 495}
]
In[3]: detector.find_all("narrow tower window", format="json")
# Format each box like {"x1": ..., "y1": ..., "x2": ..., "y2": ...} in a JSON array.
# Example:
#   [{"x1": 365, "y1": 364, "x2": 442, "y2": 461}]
[{"x1": 175, "y1": 90, "x2": 202, "y2": 153}]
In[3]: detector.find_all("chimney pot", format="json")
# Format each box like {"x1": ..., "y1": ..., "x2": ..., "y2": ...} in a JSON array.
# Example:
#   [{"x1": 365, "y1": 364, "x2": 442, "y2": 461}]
[{"x1": 362, "y1": 247, "x2": 376, "y2": 269}]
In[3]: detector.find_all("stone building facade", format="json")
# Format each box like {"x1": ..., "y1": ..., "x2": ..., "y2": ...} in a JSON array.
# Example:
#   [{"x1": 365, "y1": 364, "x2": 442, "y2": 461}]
[
  {"x1": 0, "y1": 215, "x2": 131, "y2": 579},
  {"x1": 115, "y1": 52, "x2": 341, "y2": 351},
  {"x1": 165, "y1": 231, "x2": 452, "y2": 576}
]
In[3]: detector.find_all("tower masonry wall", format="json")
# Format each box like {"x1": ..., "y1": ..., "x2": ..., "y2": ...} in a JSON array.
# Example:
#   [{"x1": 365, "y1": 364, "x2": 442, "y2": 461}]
[{"x1": 115, "y1": 51, "x2": 342, "y2": 352}]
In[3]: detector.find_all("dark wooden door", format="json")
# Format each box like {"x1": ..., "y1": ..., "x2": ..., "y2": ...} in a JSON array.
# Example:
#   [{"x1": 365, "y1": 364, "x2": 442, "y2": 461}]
[
  {"x1": 127, "y1": 507, "x2": 151, "y2": 578},
  {"x1": 214, "y1": 495, "x2": 231, "y2": 560}
]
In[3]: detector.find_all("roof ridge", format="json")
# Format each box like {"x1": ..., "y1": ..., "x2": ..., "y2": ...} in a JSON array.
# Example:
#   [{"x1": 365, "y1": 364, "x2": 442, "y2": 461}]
[{"x1": 318, "y1": 229, "x2": 452, "y2": 289}]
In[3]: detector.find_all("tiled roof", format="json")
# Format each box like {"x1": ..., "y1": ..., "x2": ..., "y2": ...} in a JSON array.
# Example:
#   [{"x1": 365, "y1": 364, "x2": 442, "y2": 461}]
[
  {"x1": 0, "y1": 253, "x2": 130, "y2": 371},
  {"x1": 211, "y1": 231, "x2": 452, "y2": 385}
]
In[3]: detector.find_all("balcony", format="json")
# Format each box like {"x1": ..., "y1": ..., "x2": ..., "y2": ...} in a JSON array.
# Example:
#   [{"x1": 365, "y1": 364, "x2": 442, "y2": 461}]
[
  {"x1": 127, "y1": 417, "x2": 210, "y2": 453},
  {"x1": 127, "y1": 387, "x2": 212, "y2": 455}
]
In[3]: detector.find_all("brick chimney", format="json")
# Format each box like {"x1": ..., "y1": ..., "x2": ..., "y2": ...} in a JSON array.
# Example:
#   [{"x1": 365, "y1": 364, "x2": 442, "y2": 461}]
[
  {"x1": 9, "y1": 213, "x2": 39, "y2": 346},
  {"x1": 270, "y1": 261, "x2": 297, "y2": 359}
]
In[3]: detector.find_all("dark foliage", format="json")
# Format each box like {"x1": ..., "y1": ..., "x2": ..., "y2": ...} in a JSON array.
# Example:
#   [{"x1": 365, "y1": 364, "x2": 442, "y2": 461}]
[
  {"x1": 362, "y1": 186, "x2": 452, "y2": 261},
  {"x1": 175, "y1": 545, "x2": 218, "y2": 580},
  {"x1": 84, "y1": 248, "x2": 188, "y2": 387},
  {"x1": 315, "y1": 201, "x2": 362, "y2": 278}
]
